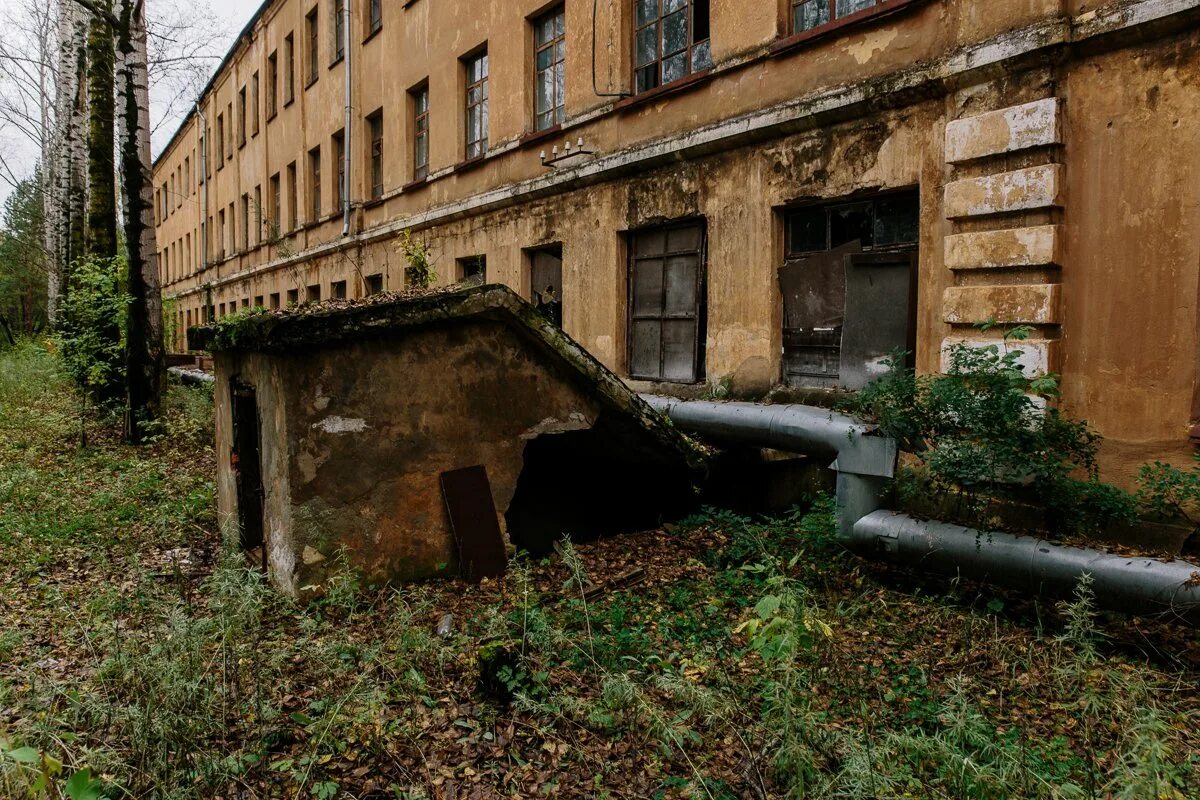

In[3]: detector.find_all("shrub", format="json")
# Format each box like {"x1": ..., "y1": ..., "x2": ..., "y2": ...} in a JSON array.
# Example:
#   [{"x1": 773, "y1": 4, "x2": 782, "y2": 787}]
[{"x1": 55, "y1": 256, "x2": 129, "y2": 409}]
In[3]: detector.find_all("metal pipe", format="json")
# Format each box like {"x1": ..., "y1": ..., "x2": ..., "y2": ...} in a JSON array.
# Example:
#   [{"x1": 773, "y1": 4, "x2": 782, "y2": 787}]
[
  {"x1": 642, "y1": 394, "x2": 1200, "y2": 624},
  {"x1": 341, "y1": 0, "x2": 352, "y2": 237},
  {"x1": 851, "y1": 510, "x2": 1200, "y2": 624}
]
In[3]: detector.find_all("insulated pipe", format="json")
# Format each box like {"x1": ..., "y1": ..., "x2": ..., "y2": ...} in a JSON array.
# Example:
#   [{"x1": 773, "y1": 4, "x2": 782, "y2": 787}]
[
  {"x1": 341, "y1": 0, "x2": 352, "y2": 237},
  {"x1": 639, "y1": 395, "x2": 897, "y2": 537},
  {"x1": 851, "y1": 510, "x2": 1200, "y2": 624}
]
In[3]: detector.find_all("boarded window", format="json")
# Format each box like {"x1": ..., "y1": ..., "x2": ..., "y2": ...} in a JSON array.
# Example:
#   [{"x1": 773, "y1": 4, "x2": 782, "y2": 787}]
[
  {"x1": 780, "y1": 192, "x2": 918, "y2": 388},
  {"x1": 528, "y1": 244, "x2": 563, "y2": 326},
  {"x1": 628, "y1": 221, "x2": 705, "y2": 383}
]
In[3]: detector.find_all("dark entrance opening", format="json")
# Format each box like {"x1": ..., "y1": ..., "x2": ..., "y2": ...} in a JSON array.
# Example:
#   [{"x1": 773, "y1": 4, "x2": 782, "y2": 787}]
[
  {"x1": 505, "y1": 414, "x2": 698, "y2": 554},
  {"x1": 230, "y1": 380, "x2": 266, "y2": 567}
]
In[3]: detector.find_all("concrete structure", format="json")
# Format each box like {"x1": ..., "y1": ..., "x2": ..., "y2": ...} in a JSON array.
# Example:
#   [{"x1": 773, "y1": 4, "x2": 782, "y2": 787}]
[
  {"x1": 157, "y1": 0, "x2": 1200, "y2": 489},
  {"x1": 190, "y1": 285, "x2": 705, "y2": 595}
]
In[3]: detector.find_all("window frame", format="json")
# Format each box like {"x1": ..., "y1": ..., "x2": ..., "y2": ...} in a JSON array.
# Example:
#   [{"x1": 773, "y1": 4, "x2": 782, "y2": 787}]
[
  {"x1": 305, "y1": 9, "x2": 320, "y2": 87},
  {"x1": 367, "y1": 109, "x2": 384, "y2": 200},
  {"x1": 411, "y1": 83, "x2": 430, "y2": 180},
  {"x1": 267, "y1": 51, "x2": 278, "y2": 118},
  {"x1": 781, "y1": 0, "x2": 925, "y2": 48},
  {"x1": 332, "y1": 129, "x2": 346, "y2": 210},
  {"x1": 366, "y1": 0, "x2": 382, "y2": 38},
  {"x1": 308, "y1": 145, "x2": 322, "y2": 222},
  {"x1": 331, "y1": 0, "x2": 345, "y2": 66},
  {"x1": 632, "y1": 0, "x2": 712, "y2": 96},
  {"x1": 463, "y1": 49, "x2": 489, "y2": 161},
  {"x1": 237, "y1": 86, "x2": 247, "y2": 147},
  {"x1": 532, "y1": 6, "x2": 566, "y2": 131},
  {"x1": 284, "y1": 33, "x2": 296, "y2": 103}
]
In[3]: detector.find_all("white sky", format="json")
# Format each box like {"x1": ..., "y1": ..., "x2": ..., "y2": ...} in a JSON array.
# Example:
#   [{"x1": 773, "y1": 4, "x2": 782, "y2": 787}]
[{"x1": 0, "y1": 0, "x2": 258, "y2": 208}]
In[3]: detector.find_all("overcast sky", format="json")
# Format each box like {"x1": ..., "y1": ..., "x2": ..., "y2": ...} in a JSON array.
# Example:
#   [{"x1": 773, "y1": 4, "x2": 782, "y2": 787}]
[{"x1": 0, "y1": 0, "x2": 258, "y2": 208}]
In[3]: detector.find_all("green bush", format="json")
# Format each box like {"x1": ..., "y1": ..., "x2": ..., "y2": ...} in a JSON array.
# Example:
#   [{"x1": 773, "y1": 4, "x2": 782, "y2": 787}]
[
  {"x1": 851, "y1": 328, "x2": 1137, "y2": 535},
  {"x1": 54, "y1": 256, "x2": 128, "y2": 408}
]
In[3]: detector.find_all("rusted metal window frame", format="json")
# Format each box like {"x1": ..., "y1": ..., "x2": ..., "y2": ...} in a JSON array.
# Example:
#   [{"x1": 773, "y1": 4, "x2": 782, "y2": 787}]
[
  {"x1": 632, "y1": 0, "x2": 712, "y2": 96},
  {"x1": 627, "y1": 220, "x2": 707, "y2": 383},
  {"x1": 367, "y1": 109, "x2": 384, "y2": 199},
  {"x1": 533, "y1": 6, "x2": 566, "y2": 131},
  {"x1": 463, "y1": 50, "x2": 489, "y2": 160},
  {"x1": 411, "y1": 83, "x2": 429, "y2": 179}
]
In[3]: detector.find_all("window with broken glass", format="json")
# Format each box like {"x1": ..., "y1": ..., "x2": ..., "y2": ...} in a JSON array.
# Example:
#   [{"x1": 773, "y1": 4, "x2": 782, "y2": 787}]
[
  {"x1": 457, "y1": 255, "x2": 486, "y2": 285},
  {"x1": 464, "y1": 51, "x2": 488, "y2": 159},
  {"x1": 628, "y1": 221, "x2": 705, "y2": 383},
  {"x1": 633, "y1": 0, "x2": 711, "y2": 95},
  {"x1": 534, "y1": 7, "x2": 565, "y2": 130},
  {"x1": 792, "y1": 0, "x2": 882, "y2": 34},
  {"x1": 367, "y1": 110, "x2": 384, "y2": 199},
  {"x1": 780, "y1": 192, "x2": 919, "y2": 388}
]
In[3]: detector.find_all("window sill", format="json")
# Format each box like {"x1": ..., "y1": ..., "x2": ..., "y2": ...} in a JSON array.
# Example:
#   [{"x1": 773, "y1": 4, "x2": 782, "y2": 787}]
[
  {"x1": 452, "y1": 154, "x2": 488, "y2": 175},
  {"x1": 614, "y1": 68, "x2": 712, "y2": 113},
  {"x1": 328, "y1": 55, "x2": 344, "y2": 70},
  {"x1": 284, "y1": 96, "x2": 295, "y2": 108},
  {"x1": 266, "y1": 111, "x2": 278, "y2": 123},
  {"x1": 362, "y1": 26, "x2": 382, "y2": 46},
  {"x1": 401, "y1": 176, "x2": 429, "y2": 192},
  {"x1": 304, "y1": 77, "x2": 318, "y2": 91},
  {"x1": 770, "y1": 0, "x2": 929, "y2": 57},
  {"x1": 518, "y1": 124, "x2": 562, "y2": 147}
]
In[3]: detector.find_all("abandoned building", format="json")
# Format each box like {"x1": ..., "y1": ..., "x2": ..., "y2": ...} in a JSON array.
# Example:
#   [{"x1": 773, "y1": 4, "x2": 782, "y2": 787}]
[
  {"x1": 157, "y1": 0, "x2": 1200, "y2": 492},
  {"x1": 189, "y1": 285, "x2": 704, "y2": 595}
]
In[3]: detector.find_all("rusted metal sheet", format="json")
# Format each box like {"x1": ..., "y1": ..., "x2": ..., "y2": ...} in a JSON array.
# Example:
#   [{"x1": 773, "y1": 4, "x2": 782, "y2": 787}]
[
  {"x1": 441, "y1": 465, "x2": 508, "y2": 582},
  {"x1": 839, "y1": 251, "x2": 916, "y2": 389}
]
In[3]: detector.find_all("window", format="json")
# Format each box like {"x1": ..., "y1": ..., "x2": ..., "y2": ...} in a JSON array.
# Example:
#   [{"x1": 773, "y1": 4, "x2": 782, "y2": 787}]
[
  {"x1": 628, "y1": 221, "x2": 706, "y2": 382},
  {"x1": 306, "y1": 9, "x2": 319, "y2": 85},
  {"x1": 463, "y1": 50, "x2": 488, "y2": 159},
  {"x1": 185, "y1": 233, "x2": 191, "y2": 274},
  {"x1": 242, "y1": 297, "x2": 250, "y2": 310},
  {"x1": 267, "y1": 52, "x2": 278, "y2": 117},
  {"x1": 364, "y1": 273, "x2": 383, "y2": 294},
  {"x1": 253, "y1": 185, "x2": 262, "y2": 244},
  {"x1": 254, "y1": 295, "x2": 264, "y2": 308},
  {"x1": 331, "y1": 280, "x2": 347, "y2": 300},
  {"x1": 238, "y1": 87, "x2": 247, "y2": 146},
  {"x1": 367, "y1": 0, "x2": 381, "y2": 36},
  {"x1": 457, "y1": 255, "x2": 486, "y2": 284},
  {"x1": 332, "y1": 130, "x2": 345, "y2": 209},
  {"x1": 533, "y1": 7, "x2": 566, "y2": 130},
  {"x1": 306, "y1": 284, "x2": 321, "y2": 302},
  {"x1": 251, "y1": 72, "x2": 260, "y2": 136},
  {"x1": 792, "y1": 0, "x2": 880, "y2": 33},
  {"x1": 780, "y1": 192, "x2": 919, "y2": 388},
  {"x1": 219, "y1": 302, "x2": 226, "y2": 317},
  {"x1": 217, "y1": 209, "x2": 226, "y2": 258},
  {"x1": 240, "y1": 194, "x2": 250, "y2": 250},
  {"x1": 287, "y1": 161, "x2": 298, "y2": 230},
  {"x1": 228, "y1": 201, "x2": 235, "y2": 251},
  {"x1": 411, "y1": 84, "x2": 429, "y2": 179},
  {"x1": 284, "y1": 33, "x2": 296, "y2": 102},
  {"x1": 367, "y1": 110, "x2": 383, "y2": 199},
  {"x1": 226, "y1": 103, "x2": 233, "y2": 156},
  {"x1": 286, "y1": 288, "x2": 299, "y2": 306},
  {"x1": 308, "y1": 146, "x2": 322, "y2": 221},
  {"x1": 216, "y1": 113, "x2": 225, "y2": 165},
  {"x1": 527, "y1": 244, "x2": 563, "y2": 326},
  {"x1": 269, "y1": 173, "x2": 281, "y2": 237},
  {"x1": 633, "y1": 0, "x2": 711, "y2": 94},
  {"x1": 331, "y1": 0, "x2": 345, "y2": 64},
  {"x1": 269, "y1": 292, "x2": 281, "y2": 309}
]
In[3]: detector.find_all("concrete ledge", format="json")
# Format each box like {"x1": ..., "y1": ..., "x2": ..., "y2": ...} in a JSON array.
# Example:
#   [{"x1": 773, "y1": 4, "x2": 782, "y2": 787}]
[
  {"x1": 945, "y1": 98, "x2": 1062, "y2": 163},
  {"x1": 944, "y1": 165, "x2": 1063, "y2": 219},
  {"x1": 942, "y1": 283, "x2": 1061, "y2": 325},
  {"x1": 944, "y1": 225, "x2": 1062, "y2": 270},
  {"x1": 939, "y1": 336, "x2": 1059, "y2": 376}
]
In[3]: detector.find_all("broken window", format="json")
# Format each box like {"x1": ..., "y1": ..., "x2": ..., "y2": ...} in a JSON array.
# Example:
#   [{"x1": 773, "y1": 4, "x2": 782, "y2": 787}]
[
  {"x1": 364, "y1": 273, "x2": 383, "y2": 295},
  {"x1": 464, "y1": 50, "x2": 488, "y2": 159},
  {"x1": 457, "y1": 255, "x2": 486, "y2": 285},
  {"x1": 332, "y1": 129, "x2": 345, "y2": 209},
  {"x1": 254, "y1": 295, "x2": 264, "y2": 308},
  {"x1": 286, "y1": 288, "x2": 299, "y2": 306},
  {"x1": 331, "y1": 280, "x2": 347, "y2": 300},
  {"x1": 780, "y1": 192, "x2": 918, "y2": 389},
  {"x1": 633, "y1": 0, "x2": 711, "y2": 94},
  {"x1": 230, "y1": 380, "x2": 266, "y2": 567},
  {"x1": 628, "y1": 221, "x2": 706, "y2": 383},
  {"x1": 527, "y1": 244, "x2": 563, "y2": 326},
  {"x1": 269, "y1": 292, "x2": 281, "y2": 309},
  {"x1": 533, "y1": 7, "x2": 565, "y2": 131},
  {"x1": 367, "y1": 110, "x2": 383, "y2": 200},
  {"x1": 793, "y1": 0, "x2": 882, "y2": 33},
  {"x1": 306, "y1": 284, "x2": 321, "y2": 303}
]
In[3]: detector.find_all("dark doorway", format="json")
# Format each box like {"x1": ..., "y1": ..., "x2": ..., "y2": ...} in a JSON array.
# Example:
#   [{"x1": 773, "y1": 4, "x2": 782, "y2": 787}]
[
  {"x1": 528, "y1": 244, "x2": 563, "y2": 327},
  {"x1": 628, "y1": 220, "x2": 706, "y2": 383},
  {"x1": 230, "y1": 380, "x2": 266, "y2": 567}
]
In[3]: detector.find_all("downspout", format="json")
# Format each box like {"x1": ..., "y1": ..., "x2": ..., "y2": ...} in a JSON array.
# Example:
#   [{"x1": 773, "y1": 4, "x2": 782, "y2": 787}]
[
  {"x1": 197, "y1": 102, "x2": 208, "y2": 272},
  {"x1": 644, "y1": 395, "x2": 1200, "y2": 625},
  {"x1": 341, "y1": 0, "x2": 352, "y2": 237}
]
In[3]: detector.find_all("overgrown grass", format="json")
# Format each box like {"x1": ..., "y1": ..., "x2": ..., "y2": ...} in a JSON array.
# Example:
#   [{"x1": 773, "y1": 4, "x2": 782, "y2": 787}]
[{"x1": 1, "y1": 343, "x2": 1198, "y2": 798}]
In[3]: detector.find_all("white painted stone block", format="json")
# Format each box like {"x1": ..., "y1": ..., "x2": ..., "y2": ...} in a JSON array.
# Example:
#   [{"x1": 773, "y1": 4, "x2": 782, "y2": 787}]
[
  {"x1": 940, "y1": 336, "x2": 1057, "y2": 377},
  {"x1": 944, "y1": 165, "x2": 1063, "y2": 219},
  {"x1": 944, "y1": 225, "x2": 1061, "y2": 270},
  {"x1": 945, "y1": 98, "x2": 1062, "y2": 163}
]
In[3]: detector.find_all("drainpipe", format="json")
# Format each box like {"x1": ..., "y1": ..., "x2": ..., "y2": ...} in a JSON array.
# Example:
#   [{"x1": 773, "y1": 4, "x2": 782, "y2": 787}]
[
  {"x1": 341, "y1": 0, "x2": 352, "y2": 238},
  {"x1": 643, "y1": 395, "x2": 1200, "y2": 625},
  {"x1": 197, "y1": 102, "x2": 209, "y2": 271}
]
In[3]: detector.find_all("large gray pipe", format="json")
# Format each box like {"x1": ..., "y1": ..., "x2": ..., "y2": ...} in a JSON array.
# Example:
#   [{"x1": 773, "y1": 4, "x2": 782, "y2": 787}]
[
  {"x1": 852, "y1": 510, "x2": 1200, "y2": 624},
  {"x1": 643, "y1": 394, "x2": 1200, "y2": 625}
]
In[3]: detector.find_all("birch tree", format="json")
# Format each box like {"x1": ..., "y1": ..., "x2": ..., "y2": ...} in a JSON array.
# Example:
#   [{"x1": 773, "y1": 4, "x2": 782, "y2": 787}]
[{"x1": 116, "y1": 0, "x2": 163, "y2": 442}]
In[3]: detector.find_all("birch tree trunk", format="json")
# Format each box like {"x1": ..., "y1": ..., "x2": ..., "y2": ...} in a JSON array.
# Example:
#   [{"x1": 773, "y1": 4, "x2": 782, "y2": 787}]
[
  {"x1": 85, "y1": 0, "x2": 116, "y2": 259},
  {"x1": 116, "y1": 0, "x2": 163, "y2": 442},
  {"x1": 52, "y1": 0, "x2": 90, "y2": 322}
]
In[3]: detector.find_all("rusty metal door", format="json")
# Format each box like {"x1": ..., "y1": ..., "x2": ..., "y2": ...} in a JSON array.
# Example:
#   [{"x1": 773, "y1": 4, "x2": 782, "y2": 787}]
[
  {"x1": 839, "y1": 251, "x2": 917, "y2": 389},
  {"x1": 779, "y1": 240, "x2": 861, "y2": 383},
  {"x1": 628, "y1": 221, "x2": 706, "y2": 383}
]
